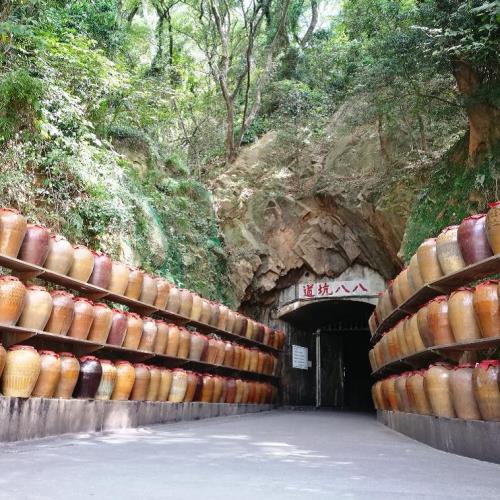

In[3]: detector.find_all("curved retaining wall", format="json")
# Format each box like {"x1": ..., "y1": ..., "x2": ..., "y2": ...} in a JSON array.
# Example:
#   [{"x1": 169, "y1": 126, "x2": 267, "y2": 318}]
[
  {"x1": 378, "y1": 410, "x2": 500, "y2": 464},
  {"x1": 0, "y1": 397, "x2": 274, "y2": 442}
]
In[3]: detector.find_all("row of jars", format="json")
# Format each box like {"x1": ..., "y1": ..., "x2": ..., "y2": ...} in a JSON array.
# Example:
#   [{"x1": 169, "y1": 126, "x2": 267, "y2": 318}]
[
  {"x1": 372, "y1": 361, "x2": 500, "y2": 422},
  {"x1": 0, "y1": 344, "x2": 278, "y2": 404},
  {"x1": 0, "y1": 277, "x2": 279, "y2": 375},
  {"x1": 370, "y1": 202, "x2": 500, "y2": 334},
  {"x1": 369, "y1": 280, "x2": 500, "y2": 371},
  {"x1": 0, "y1": 208, "x2": 285, "y2": 349}
]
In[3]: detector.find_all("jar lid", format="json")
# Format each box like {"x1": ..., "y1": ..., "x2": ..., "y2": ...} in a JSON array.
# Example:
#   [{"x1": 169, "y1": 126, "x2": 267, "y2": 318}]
[
  {"x1": 100, "y1": 359, "x2": 113, "y2": 365},
  {"x1": 59, "y1": 352, "x2": 75, "y2": 357},
  {"x1": 94, "y1": 302, "x2": 110, "y2": 309},
  {"x1": 488, "y1": 201, "x2": 500, "y2": 209},
  {"x1": 79, "y1": 355, "x2": 98, "y2": 362},
  {"x1": 133, "y1": 363, "x2": 148, "y2": 368},
  {"x1": 126, "y1": 312, "x2": 141, "y2": 319},
  {"x1": 0, "y1": 275, "x2": 21, "y2": 282},
  {"x1": 477, "y1": 360, "x2": 500, "y2": 368},
  {"x1": 39, "y1": 350, "x2": 59, "y2": 357},
  {"x1": 429, "y1": 295, "x2": 448, "y2": 303},
  {"x1": 450, "y1": 287, "x2": 474, "y2": 294},
  {"x1": 173, "y1": 368, "x2": 186, "y2": 372},
  {"x1": 462, "y1": 213, "x2": 486, "y2": 221},
  {"x1": 115, "y1": 360, "x2": 131, "y2": 366},
  {"x1": 154, "y1": 319, "x2": 167, "y2": 325},
  {"x1": 50, "y1": 290, "x2": 73, "y2": 297},
  {"x1": 9, "y1": 345, "x2": 36, "y2": 351},
  {"x1": 111, "y1": 308, "x2": 126, "y2": 314},
  {"x1": 74, "y1": 297, "x2": 94, "y2": 304},
  {"x1": 27, "y1": 285, "x2": 47, "y2": 291}
]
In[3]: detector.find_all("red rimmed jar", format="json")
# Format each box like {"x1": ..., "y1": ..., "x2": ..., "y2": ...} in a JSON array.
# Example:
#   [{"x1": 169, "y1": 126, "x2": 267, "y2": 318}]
[
  {"x1": 125, "y1": 267, "x2": 144, "y2": 301},
  {"x1": 204, "y1": 337, "x2": 219, "y2": 364},
  {"x1": 168, "y1": 368, "x2": 188, "y2": 402},
  {"x1": 68, "y1": 245, "x2": 94, "y2": 283},
  {"x1": 87, "y1": 302, "x2": 113, "y2": 343},
  {"x1": 200, "y1": 374, "x2": 215, "y2": 403},
  {"x1": 140, "y1": 273, "x2": 157, "y2": 305},
  {"x1": 154, "y1": 278, "x2": 171, "y2": 310},
  {"x1": 184, "y1": 371, "x2": 198, "y2": 402},
  {"x1": 106, "y1": 309, "x2": 128, "y2": 346},
  {"x1": 189, "y1": 332, "x2": 208, "y2": 362},
  {"x1": 225, "y1": 378, "x2": 237, "y2": 404},
  {"x1": 0, "y1": 207, "x2": 27, "y2": 258},
  {"x1": 122, "y1": 312, "x2": 143, "y2": 350},
  {"x1": 130, "y1": 363, "x2": 150, "y2": 401},
  {"x1": 407, "y1": 254, "x2": 424, "y2": 294},
  {"x1": 457, "y1": 213, "x2": 493, "y2": 265},
  {"x1": 18, "y1": 224, "x2": 50, "y2": 265},
  {"x1": 398, "y1": 268, "x2": 413, "y2": 303},
  {"x1": 395, "y1": 373, "x2": 411, "y2": 413},
  {"x1": 146, "y1": 365, "x2": 161, "y2": 401},
  {"x1": 43, "y1": 234, "x2": 74, "y2": 275},
  {"x1": 53, "y1": 352, "x2": 80, "y2": 398},
  {"x1": 44, "y1": 290, "x2": 74, "y2": 336},
  {"x1": 153, "y1": 320, "x2": 169, "y2": 354},
  {"x1": 436, "y1": 225, "x2": 466, "y2": 275},
  {"x1": 381, "y1": 376, "x2": 399, "y2": 411},
  {"x1": 0, "y1": 275, "x2": 26, "y2": 326},
  {"x1": 67, "y1": 297, "x2": 95, "y2": 340},
  {"x1": 165, "y1": 286, "x2": 181, "y2": 314},
  {"x1": 1, "y1": 345, "x2": 41, "y2": 397},
  {"x1": 486, "y1": 201, "x2": 500, "y2": 254},
  {"x1": 88, "y1": 252, "x2": 112, "y2": 290},
  {"x1": 178, "y1": 289, "x2": 193, "y2": 317},
  {"x1": 473, "y1": 360, "x2": 500, "y2": 421},
  {"x1": 417, "y1": 238, "x2": 443, "y2": 283},
  {"x1": 450, "y1": 364, "x2": 481, "y2": 420},
  {"x1": 427, "y1": 296, "x2": 455, "y2": 346},
  {"x1": 138, "y1": 318, "x2": 157, "y2": 351},
  {"x1": 108, "y1": 261, "x2": 129, "y2": 295},
  {"x1": 406, "y1": 371, "x2": 432, "y2": 415},
  {"x1": 473, "y1": 280, "x2": 500, "y2": 338},
  {"x1": 416, "y1": 303, "x2": 433, "y2": 348},
  {"x1": 17, "y1": 285, "x2": 52, "y2": 331},
  {"x1": 448, "y1": 287, "x2": 481, "y2": 342},
  {"x1": 31, "y1": 350, "x2": 61, "y2": 398},
  {"x1": 73, "y1": 356, "x2": 102, "y2": 399},
  {"x1": 158, "y1": 368, "x2": 173, "y2": 402},
  {"x1": 223, "y1": 342, "x2": 235, "y2": 367},
  {"x1": 212, "y1": 375, "x2": 223, "y2": 403},
  {"x1": 165, "y1": 324, "x2": 180, "y2": 357},
  {"x1": 111, "y1": 360, "x2": 135, "y2": 401},
  {"x1": 424, "y1": 363, "x2": 455, "y2": 418},
  {"x1": 95, "y1": 359, "x2": 117, "y2": 400}
]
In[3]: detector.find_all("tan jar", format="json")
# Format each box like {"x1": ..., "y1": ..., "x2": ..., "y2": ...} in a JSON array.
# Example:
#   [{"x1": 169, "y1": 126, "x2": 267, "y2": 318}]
[
  {"x1": 0, "y1": 275, "x2": 26, "y2": 326},
  {"x1": 473, "y1": 360, "x2": 500, "y2": 421},
  {"x1": 17, "y1": 285, "x2": 52, "y2": 331},
  {"x1": 111, "y1": 361, "x2": 135, "y2": 401},
  {"x1": 248, "y1": 348, "x2": 259, "y2": 372},
  {"x1": 486, "y1": 201, "x2": 500, "y2": 254},
  {"x1": 157, "y1": 368, "x2": 173, "y2": 401},
  {"x1": 436, "y1": 225, "x2": 466, "y2": 275},
  {"x1": 165, "y1": 324, "x2": 180, "y2": 357},
  {"x1": 398, "y1": 268, "x2": 413, "y2": 303},
  {"x1": 125, "y1": 267, "x2": 144, "y2": 301},
  {"x1": 31, "y1": 350, "x2": 61, "y2": 398},
  {"x1": 0, "y1": 208, "x2": 27, "y2": 257},
  {"x1": 408, "y1": 253, "x2": 424, "y2": 294},
  {"x1": 424, "y1": 363, "x2": 455, "y2": 418},
  {"x1": 53, "y1": 352, "x2": 80, "y2": 398},
  {"x1": 199, "y1": 298, "x2": 212, "y2": 325},
  {"x1": 427, "y1": 296, "x2": 455, "y2": 346},
  {"x1": 177, "y1": 327, "x2": 191, "y2": 358},
  {"x1": 146, "y1": 366, "x2": 161, "y2": 401},
  {"x1": 87, "y1": 303, "x2": 113, "y2": 343},
  {"x1": 67, "y1": 298, "x2": 95, "y2": 340},
  {"x1": 168, "y1": 369, "x2": 188, "y2": 402},
  {"x1": 416, "y1": 303, "x2": 434, "y2": 347},
  {"x1": 178, "y1": 289, "x2": 193, "y2": 317},
  {"x1": 183, "y1": 371, "x2": 198, "y2": 402},
  {"x1": 408, "y1": 314, "x2": 425, "y2": 353},
  {"x1": 138, "y1": 318, "x2": 157, "y2": 351},
  {"x1": 200, "y1": 375, "x2": 215, "y2": 403},
  {"x1": 44, "y1": 234, "x2": 74, "y2": 275},
  {"x1": 217, "y1": 305, "x2": 229, "y2": 331},
  {"x1": 68, "y1": 245, "x2": 94, "y2": 283},
  {"x1": 108, "y1": 261, "x2": 129, "y2": 296},
  {"x1": 122, "y1": 312, "x2": 143, "y2": 350},
  {"x1": 189, "y1": 333, "x2": 207, "y2": 362},
  {"x1": 381, "y1": 376, "x2": 399, "y2": 411},
  {"x1": 215, "y1": 339, "x2": 226, "y2": 365},
  {"x1": 2, "y1": 345, "x2": 41, "y2": 397},
  {"x1": 395, "y1": 374, "x2": 411, "y2": 412},
  {"x1": 450, "y1": 364, "x2": 481, "y2": 420},
  {"x1": 209, "y1": 301, "x2": 220, "y2": 326},
  {"x1": 153, "y1": 320, "x2": 169, "y2": 354},
  {"x1": 44, "y1": 290, "x2": 74, "y2": 336},
  {"x1": 406, "y1": 371, "x2": 432, "y2": 415},
  {"x1": 223, "y1": 342, "x2": 234, "y2": 367},
  {"x1": 95, "y1": 360, "x2": 117, "y2": 400},
  {"x1": 140, "y1": 274, "x2": 158, "y2": 305},
  {"x1": 190, "y1": 293, "x2": 203, "y2": 322},
  {"x1": 417, "y1": 238, "x2": 443, "y2": 283},
  {"x1": 245, "y1": 319, "x2": 255, "y2": 340},
  {"x1": 0, "y1": 343, "x2": 6, "y2": 379},
  {"x1": 212, "y1": 375, "x2": 223, "y2": 403},
  {"x1": 473, "y1": 280, "x2": 500, "y2": 338},
  {"x1": 130, "y1": 363, "x2": 150, "y2": 401},
  {"x1": 154, "y1": 278, "x2": 171, "y2": 310},
  {"x1": 448, "y1": 288, "x2": 481, "y2": 342},
  {"x1": 204, "y1": 337, "x2": 219, "y2": 364},
  {"x1": 165, "y1": 286, "x2": 181, "y2": 314}
]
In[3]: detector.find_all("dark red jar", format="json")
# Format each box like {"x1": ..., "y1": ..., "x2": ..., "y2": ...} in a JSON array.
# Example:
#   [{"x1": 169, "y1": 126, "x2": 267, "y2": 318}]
[
  {"x1": 106, "y1": 309, "x2": 128, "y2": 346},
  {"x1": 225, "y1": 378, "x2": 237, "y2": 403},
  {"x1": 88, "y1": 252, "x2": 112, "y2": 289},
  {"x1": 73, "y1": 356, "x2": 102, "y2": 399},
  {"x1": 457, "y1": 214, "x2": 493, "y2": 265},
  {"x1": 18, "y1": 224, "x2": 50, "y2": 266}
]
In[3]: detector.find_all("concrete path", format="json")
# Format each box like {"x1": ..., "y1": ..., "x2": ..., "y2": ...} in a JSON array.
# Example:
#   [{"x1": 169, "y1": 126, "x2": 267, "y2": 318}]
[{"x1": 0, "y1": 410, "x2": 499, "y2": 500}]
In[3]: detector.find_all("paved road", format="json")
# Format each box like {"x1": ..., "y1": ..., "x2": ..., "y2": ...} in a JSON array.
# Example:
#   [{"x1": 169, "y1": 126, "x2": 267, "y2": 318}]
[{"x1": 0, "y1": 410, "x2": 499, "y2": 500}]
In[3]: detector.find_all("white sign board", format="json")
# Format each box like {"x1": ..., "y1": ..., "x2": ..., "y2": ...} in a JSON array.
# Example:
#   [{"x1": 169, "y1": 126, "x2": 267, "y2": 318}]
[
  {"x1": 298, "y1": 280, "x2": 371, "y2": 300},
  {"x1": 292, "y1": 345, "x2": 308, "y2": 370}
]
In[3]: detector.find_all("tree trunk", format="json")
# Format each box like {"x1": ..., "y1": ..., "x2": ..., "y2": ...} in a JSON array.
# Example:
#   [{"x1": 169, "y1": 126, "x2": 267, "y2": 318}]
[
  {"x1": 152, "y1": 14, "x2": 165, "y2": 71},
  {"x1": 452, "y1": 60, "x2": 500, "y2": 158},
  {"x1": 167, "y1": 9, "x2": 174, "y2": 67}
]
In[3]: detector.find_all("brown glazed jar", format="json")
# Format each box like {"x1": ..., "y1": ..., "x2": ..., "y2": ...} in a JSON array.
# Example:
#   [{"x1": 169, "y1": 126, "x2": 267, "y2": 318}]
[
  {"x1": 87, "y1": 303, "x2": 113, "y2": 343},
  {"x1": 122, "y1": 312, "x2": 143, "y2": 350},
  {"x1": 233, "y1": 345, "x2": 242, "y2": 369},
  {"x1": 406, "y1": 371, "x2": 432, "y2": 415},
  {"x1": 235, "y1": 379, "x2": 245, "y2": 403},
  {"x1": 223, "y1": 342, "x2": 234, "y2": 367},
  {"x1": 157, "y1": 368, "x2": 173, "y2": 402},
  {"x1": 153, "y1": 320, "x2": 169, "y2": 354},
  {"x1": 457, "y1": 214, "x2": 493, "y2": 265},
  {"x1": 0, "y1": 275, "x2": 26, "y2": 326},
  {"x1": 416, "y1": 303, "x2": 433, "y2": 348},
  {"x1": 204, "y1": 338, "x2": 219, "y2": 364},
  {"x1": 448, "y1": 288, "x2": 481, "y2": 342},
  {"x1": 106, "y1": 309, "x2": 128, "y2": 346},
  {"x1": 217, "y1": 305, "x2": 229, "y2": 331},
  {"x1": 0, "y1": 208, "x2": 27, "y2": 257},
  {"x1": 486, "y1": 201, "x2": 500, "y2": 254},
  {"x1": 53, "y1": 352, "x2": 80, "y2": 398},
  {"x1": 67, "y1": 298, "x2": 95, "y2": 340},
  {"x1": 44, "y1": 234, "x2": 74, "y2": 275},
  {"x1": 396, "y1": 321, "x2": 410, "y2": 358},
  {"x1": 44, "y1": 290, "x2": 74, "y2": 336},
  {"x1": 95, "y1": 359, "x2": 117, "y2": 401},
  {"x1": 140, "y1": 274, "x2": 158, "y2": 305},
  {"x1": 392, "y1": 275, "x2": 404, "y2": 307},
  {"x1": 138, "y1": 319, "x2": 157, "y2": 352},
  {"x1": 245, "y1": 319, "x2": 255, "y2": 340},
  {"x1": 242, "y1": 347, "x2": 252, "y2": 371},
  {"x1": 235, "y1": 314, "x2": 246, "y2": 337},
  {"x1": 212, "y1": 376, "x2": 223, "y2": 403},
  {"x1": 399, "y1": 268, "x2": 413, "y2": 303},
  {"x1": 18, "y1": 224, "x2": 50, "y2": 265},
  {"x1": 436, "y1": 226, "x2": 466, "y2": 275},
  {"x1": 168, "y1": 369, "x2": 188, "y2": 402},
  {"x1": 88, "y1": 252, "x2": 112, "y2": 290},
  {"x1": 189, "y1": 333, "x2": 207, "y2": 362},
  {"x1": 1, "y1": 345, "x2": 41, "y2": 397},
  {"x1": 408, "y1": 254, "x2": 424, "y2": 294},
  {"x1": 408, "y1": 314, "x2": 425, "y2": 353},
  {"x1": 184, "y1": 371, "x2": 198, "y2": 402},
  {"x1": 146, "y1": 366, "x2": 161, "y2": 401},
  {"x1": 130, "y1": 363, "x2": 150, "y2": 401},
  {"x1": 417, "y1": 238, "x2": 443, "y2": 283},
  {"x1": 257, "y1": 351, "x2": 265, "y2": 373},
  {"x1": 31, "y1": 350, "x2": 61, "y2": 398},
  {"x1": 193, "y1": 373, "x2": 204, "y2": 401},
  {"x1": 199, "y1": 298, "x2": 212, "y2": 325},
  {"x1": 387, "y1": 328, "x2": 400, "y2": 361},
  {"x1": 177, "y1": 327, "x2": 191, "y2": 358},
  {"x1": 381, "y1": 376, "x2": 399, "y2": 411},
  {"x1": 0, "y1": 343, "x2": 6, "y2": 379},
  {"x1": 154, "y1": 278, "x2": 171, "y2": 310},
  {"x1": 249, "y1": 348, "x2": 259, "y2": 373},
  {"x1": 108, "y1": 261, "x2": 129, "y2": 296},
  {"x1": 473, "y1": 281, "x2": 500, "y2": 338},
  {"x1": 372, "y1": 381, "x2": 384, "y2": 410},
  {"x1": 225, "y1": 309, "x2": 236, "y2": 334},
  {"x1": 68, "y1": 245, "x2": 94, "y2": 282},
  {"x1": 225, "y1": 378, "x2": 237, "y2": 404},
  {"x1": 239, "y1": 380, "x2": 248, "y2": 404},
  {"x1": 424, "y1": 363, "x2": 456, "y2": 418},
  {"x1": 111, "y1": 361, "x2": 136, "y2": 401},
  {"x1": 275, "y1": 330, "x2": 286, "y2": 350},
  {"x1": 73, "y1": 356, "x2": 102, "y2": 399},
  {"x1": 125, "y1": 267, "x2": 144, "y2": 301},
  {"x1": 17, "y1": 285, "x2": 52, "y2": 331},
  {"x1": 427, "y1": 296, "x2": 455, "y2": 346},
  {"x1": 165, "y1": 286, "x2": 181, "y2": 314},
  {"x1": 473, "y1": 360, "x2": 500, "y2": 421},
  {"x1": 214, "y1": 339, "x2": 226, "y2": 365},
  {"x1": 190, "y1": 293, "x2": 203, "y2": 322},
  {"x1": 178, "y1": 289, "x2": 193, "y2": 318},
  {"x1": 209, "y1": 301, "x2": 220, "y2": 327},
  {"x1": 201, "y1": 375, "x2": 215, "y2": 403},
  {"x1": 165, "y1": 324, "x2": 180, "y2": 357},
  {"x1": 450, "y1": 364, "x2": 481, "y2": 420},
  {"x1": 255, "y1": 323, "x2": 265, "y2": 343},
  {"x1": 263, "y1": 326, "x2": 272, "y2": 346}
]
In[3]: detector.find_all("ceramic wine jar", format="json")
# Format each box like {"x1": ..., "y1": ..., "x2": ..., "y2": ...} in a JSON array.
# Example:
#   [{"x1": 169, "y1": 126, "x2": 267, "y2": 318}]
[
  {"x1": 130, "y1": 363, "x2": 150, "y2": 401},
  {"x1": 398, "y1": 269, "x2": 413, "y2": 302},
  {"x1": 223, "y1": 342, "x2": 234, "y2": 367},
  {"x1": 225, "y1": 378, "x2": 237, "y2": 404},
  {"x1": 179, "y1": 289, "x2": 193, "y2": 317},
  {"x1": 1, "y1": 345, "x2": 41, "y2": 397},
  {"x1": 154, "y1": 278, "x2": 171, "y2": 310},
  {"x1": 18, "y1": 224, "x2": 50, "y2": 265},
  {"x1": 372, "y1": 381, "x2": 384, "y2": 410},
  {"x1": 204, "y1": 338, "x2": 219, "y2": 364},
  {"x1": 427, "y1": 296, "x2": 455, "y2": 346},
  {"x1": 140, "y1": 274, "x2": 157, "y2": 305},
  {"x1": 73, "y1": 356, "x2": 102, "y2": 399},
  {"x1": 138, "y1": 319, "x2": 157, "y2": 351},
  {"x1": 381, "y1": 376, "x2": 398, "y2": 411},
  {"x1": 450, "y1": 364, "x2": 481, "y2": 420},
  {"x1": 457, "y1": 214, "x2": 493, "y2": 265},
  {"x1": 165, "y1": 286, "x2": 181, "y2": 314},
  {"x1": 240, "y1": 346, "x2": 251, "y2": 371},
  {"x1": 184, "y1": 371, "x2": 198, "y2": 402},
  {"x1": 189, "y1": 333, "x2": 207, "y2": 362},
  {"x1": 0, "y1": 343, "x2": 6, "y2": 379},
  {"x1": 0, "y1": 275, "x2": 26, "y2": 326},
  {"x1": 234, "y1": 345, "x2": 243, "y2": 369},
  {"x1": 448, "y1": 288, "x2": 481, "y2": 342},
  {"x1": 44, "y1": 290, "x2": 74, "y2": 335},
  {"x1": 225, "y1": 309, "x2": 236, "y2": 333},
  {"x1": 108, "y1": 261, "x2": 129, "y2": 295},
  {"x1": 111, "y1": 361, "x2": 135, "y2": 401},
  {"x1": 424, "y1": 364, "x2": 455, "y2": 418},
  {"x1": 211, "y1": 375, "x2": 222, "y2": 403},
  {"x1": 406, "y1": 371, "x2": 432, "y2": 415},
  {"x1": 417, "y1": 238, "x2": 443, "y2": 283},
  {"x1": 88, "y1": 252, "x2": 112, "y2": 289},
  {"x1": 263, "y1": 326, "x2": 272, "y2": 346},
  {"x1": 486, "y1": 201, "x2": 500, "y2": 254},
  {"x1": 0, "y1": 208, "x2": 27, "y2": 257},
  {"x1": 436, "y1": 225, "x2": 466, "y2": 275},
  {"x1": 67, "y1": 298, "x2": 95, "y2": 340},
  {"x1": 209, "y1": 301, "x2": 220, "y2": 327},
  {"x1": 217, "y1": 305, "x2": 229, "y2": 331},
  {"x1": 44, "y1": 234, "x2": 74, "y2": 275},
  {"x1": 95, "y1": 360, "x2": 117, "y2": 400},
  {"x1": 199, "y1": 298, "x2": 212, "y2": 325},
  {"x1": 157, "y1": 368, "x2": 173, "y2": 401},
  {"x1": 473, "y1": 360, "x2": 500, "y2": 421},
  {"x1": 87, "y1": 303, "x2": 113, "y2": 343},
  {"x1": 122, "y1": 313, "x2": 143, "y2": 350},
  {"x1": 125, "y1": 267, "x2": 144, "y2": 301},
  {"x1": 53, "y1": 352, "x2": 80, "y2": 398},
  {"x1": 177, "y1": 327, "x2": 191, "y2": 358},
  {"x1": 249, "y1": 348, "x2": 259, "y2": 373},
  {"x1": 190, "y1": 293, "x2": 203, "y2": 322},
  {"x1": 17, "y1": 285, "x2": 52, "y2": 331},
  {"x1": 408, "y1": 314, "x2": 425, "y2": 353},
  {"x1": 416, "y1": 303, "x2": 433, "y2": 347},
  {"x1": 68, "y1": 245, "x2": 94, "y2": 282},
  {"x1": 153, "y1": 320, "x2": 169, "y2": 354},
  {"x1": 200, "y1": 375, "x2": 215, "y2": 403},
  {"x1": 234, "y1": 379, "x2": 244, "y2": 404},
  {"x1": 31, "y1": 350, "x2": 61, "y2": 398},
  {"x1": 408, "y1": 254, "x2": 424, "y2": 294},
  {"x1": 165, "y1": 324, "x2": 180, "y2": 357},
  {"x1": 473, "y1": 280, "x2": 500, "y2": 338},
  {"x1": 146, "y1": 366, "x2": 161, "y2": 401},
  {"x1": 245, "y1": 319, "x2": 255, "y2": 340},
  {"x1": 106, "y1": 309, "x2": 128, "y2": 346},
  {"x1": 168, "y1": 369, "x2": 188, "y2": 403}
]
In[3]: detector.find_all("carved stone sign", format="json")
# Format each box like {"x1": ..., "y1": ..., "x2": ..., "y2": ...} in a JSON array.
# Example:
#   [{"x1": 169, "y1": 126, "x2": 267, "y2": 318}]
[{"x1": 298, "y1": 280, "x2": 371, "y2": 300}]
